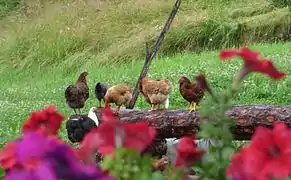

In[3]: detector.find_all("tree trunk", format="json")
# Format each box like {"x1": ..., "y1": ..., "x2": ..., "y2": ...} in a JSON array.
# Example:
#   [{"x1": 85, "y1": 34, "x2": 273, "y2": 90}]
[{"x1": 94, "y1": 105, "x2": 291, "y2": 140}]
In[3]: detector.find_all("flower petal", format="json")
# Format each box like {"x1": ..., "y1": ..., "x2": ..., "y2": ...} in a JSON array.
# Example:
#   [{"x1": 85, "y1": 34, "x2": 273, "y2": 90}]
[
  {"x1": 250, "y1": 60, "x2": 286, "y2": 80},
  {"x1": 123, "y1": 121, "x2": 156, "y2": 152},
  {"x1": 219, "y1": 49, "x2": 239, "y2": 60},
  {"x1": 16, "y1": 132, "x2": 51, "y2": 163},
  {"x1": 0, "y1": 141, "x2": 17, "y2": 169}
]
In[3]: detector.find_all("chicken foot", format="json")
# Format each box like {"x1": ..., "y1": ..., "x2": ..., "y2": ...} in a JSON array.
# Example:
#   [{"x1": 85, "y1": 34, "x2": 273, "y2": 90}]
[
  {"x1": 98, "y1": 100, "x2": 102, "y2": 108},
  {"x1": 151, "y1": 104, "x2": 158, "y2": 111},
  {"x1": 189, "y1": 102, "x2": 199, "y2": 112},
  {"x1": 78, "y1": 108, "x2": 82, "y2": 115},
  {"x1": 73, "y1": 109, "x2": 78, "y2": 115}
]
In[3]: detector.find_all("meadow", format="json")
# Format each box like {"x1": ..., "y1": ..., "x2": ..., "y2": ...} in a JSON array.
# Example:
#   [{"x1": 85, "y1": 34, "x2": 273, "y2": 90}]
[
  {"x1": 0, "y1": 0, "x2": 290, "y2": 148},
  {"x1": 0, "y1": 42, "x2": 290, "y2": 147}
]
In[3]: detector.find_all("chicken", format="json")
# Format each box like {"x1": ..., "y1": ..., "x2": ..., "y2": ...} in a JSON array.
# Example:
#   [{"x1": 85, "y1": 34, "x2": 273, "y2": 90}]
[
  {"x1": 65, "y1": 72, "x2": 89, "y2": 115},
  {"x1": 104, "y1": 83, "x2": 133, "y2": 112},
  {"x1": 139, "y1": 77, "x2": 172, "y2": 110},
  {"x1": 88, "y1": 107, "x2": 100, "y2": 126},
  {"x1": 94, "y1": 82, "x2": 108, "y2": 108},
  {"x1": 178, "y1": 76, "x2": 205, "y2": 111},
  {"x1": 66, "y1": 107, "x2": 100, "y2": 143},
  {"x1": 66, "y1": 116, "x2": 96, "y2": 143}
]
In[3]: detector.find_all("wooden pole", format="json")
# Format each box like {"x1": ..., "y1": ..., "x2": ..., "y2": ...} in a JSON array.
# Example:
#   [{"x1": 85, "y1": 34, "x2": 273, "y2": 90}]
[{"x1": 126, "y1": 0, "x2": 182, "y2": 109}]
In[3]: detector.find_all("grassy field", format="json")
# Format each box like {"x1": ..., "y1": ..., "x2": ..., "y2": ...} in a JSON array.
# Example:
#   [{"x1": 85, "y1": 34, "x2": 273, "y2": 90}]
[
  {"x1": 0, "y1": 0, "x2": 290, "y2": 148},
  {"x1": 0, "y1": 42, "x2": 290, "y2": 147},
  {"x1": 0, "y1": 0, "x2": 290, "y2": 72}
]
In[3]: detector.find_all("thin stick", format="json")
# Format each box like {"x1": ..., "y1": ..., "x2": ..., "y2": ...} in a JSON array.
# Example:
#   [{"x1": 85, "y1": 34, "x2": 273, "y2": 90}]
[{"x1": 127, "y1": 0, "x2": 182, "y2": 109}]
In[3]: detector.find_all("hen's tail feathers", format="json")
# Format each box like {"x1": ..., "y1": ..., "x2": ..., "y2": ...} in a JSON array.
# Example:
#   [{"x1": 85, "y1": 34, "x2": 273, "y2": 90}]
[
  {"x1": 164, "y1": 95, "x2": 170, "y2": 109},
  {"x1": 88, "y1": 109, "x2": 99, "y2": 127}
]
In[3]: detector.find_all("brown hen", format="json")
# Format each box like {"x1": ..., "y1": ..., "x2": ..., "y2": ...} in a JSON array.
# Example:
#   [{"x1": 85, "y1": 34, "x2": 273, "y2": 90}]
[
  {"x1": 104, "y1": 83, "x2": 133, "y2": 112},
  {"x1": 65, "y1": 72, "x2": 89, "y2": 115},
  {"x1": 139, "y1": 77, "x2": 172, "y2": 110},
  {"x1": 178, "y1": 76, "x2": 205, "y2": 111}
]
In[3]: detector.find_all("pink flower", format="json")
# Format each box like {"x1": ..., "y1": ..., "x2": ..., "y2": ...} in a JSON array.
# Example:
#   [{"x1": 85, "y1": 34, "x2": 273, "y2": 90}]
[
  {"x1": 227, "y1": 122, "x2": 291, "y2": 180},
  {"x1": 77, "y1": 106, "x2": 156, "y2": 162},
  {"x1": 22, "y1": 105, "x2": 64, "y2": 135},
  {"x1": 220, "y1": 47, "x2": 286, "y2": 80},
  {"x1": 175, "y1": 135, "x2": 204, "y2": 167}
]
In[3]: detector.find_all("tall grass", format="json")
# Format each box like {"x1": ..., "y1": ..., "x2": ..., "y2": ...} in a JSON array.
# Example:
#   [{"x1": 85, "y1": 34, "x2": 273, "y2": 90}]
[
  {"x1": 0, "y1": 0, "x2": 290, "y2": 73},
  {"x1": 0, "y1": 0, "x2": 22, "y2": 19}
]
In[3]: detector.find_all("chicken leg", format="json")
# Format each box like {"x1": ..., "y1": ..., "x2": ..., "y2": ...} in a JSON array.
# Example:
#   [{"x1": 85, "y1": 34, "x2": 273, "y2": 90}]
[
  {"x1": 151, "y1": 104, "x2": 158, "y2": 111},
  {"x1": 189, "y1": 102, "x2": 199, "y2": 112},
  {"x1": 188, "y1": 102, "x2": 193, "y2": 110},
  {"x1": 98, "y1": 100, "x2": 102, "y2": 108},
  {"x1": 151, "y1": 104, "x2": 155, "y2": 111},
  {"x1": 73, "y1": 109, "x2": 78, "y2": 115}
]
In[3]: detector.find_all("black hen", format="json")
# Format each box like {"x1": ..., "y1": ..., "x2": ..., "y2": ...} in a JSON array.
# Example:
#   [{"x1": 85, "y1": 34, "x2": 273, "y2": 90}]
[
  {"x1": 65, "y1": 72, "x2": 89, "y2": 115},
  {"x1": 94, "y1": 82, "x2": 108, "y2": 108},
  {"x1": 66, "y1": 114, "x2": 97, "y2": 143}
]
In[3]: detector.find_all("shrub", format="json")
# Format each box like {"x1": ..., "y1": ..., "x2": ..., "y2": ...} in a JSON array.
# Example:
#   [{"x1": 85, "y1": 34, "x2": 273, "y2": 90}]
[
  {"x1": 270, "y1": 0, "x2": 291, "y2": 8},
  {"x1": 0, "y1": 0, "x2": 22, "y2": 19}
]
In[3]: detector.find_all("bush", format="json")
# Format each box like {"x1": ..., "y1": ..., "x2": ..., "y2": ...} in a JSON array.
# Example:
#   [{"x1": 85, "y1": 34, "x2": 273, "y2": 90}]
[
  {"x1": 229, "y1": 6, "x2": 274, "y2": 19},
  {"x1": 240, "y1": 8, "x2": 291, "y2": 43},
  {"x1": 158, "y1": 19, "x2": 243, "y2": 54},
  {"x1": 0, "y1": 0, "x2": 291, "y2": 72},
  {"x1": 270, "y1": 0, "x2": 291, "y2": 8},
  {"x1": 0, "y1": 0, "x2": 22, "y2": 19}
]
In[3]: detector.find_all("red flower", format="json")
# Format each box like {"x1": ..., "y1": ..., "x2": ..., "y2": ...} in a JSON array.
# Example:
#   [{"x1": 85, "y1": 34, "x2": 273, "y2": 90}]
[
  {"x1": 78, "y1": 106, "x2": 156, "y2": 162},
  {"x1": 0, "y1": 131, "x2": 66, "y2": 170},
  {"x1": 227, "y1": 122, "x2": 291, "y2": 180},
  {"x1": 22, "y1": 105, "x2": 64, "y2": 135},
  {"x1": 175, "y1": 135, "x2": 204, "y2": 167},
  {"x1": 0, "y1": 141, "x2": 40, "y2": 170},
  {"x1": 0, "y1": 141, "x2": 17, "y2": 169},
  {"x1": 219, "y1": 47, "x2": 286, "y2": 80}
]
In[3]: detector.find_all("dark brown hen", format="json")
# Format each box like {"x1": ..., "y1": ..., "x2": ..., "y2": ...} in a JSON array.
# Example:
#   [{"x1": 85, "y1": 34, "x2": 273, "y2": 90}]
[
  {"x1": 178, "y1": 76, "x2": 205, "y2": 111},
  {"x1": 65, "y1": 72, "x2": 89, "y2": 115}
]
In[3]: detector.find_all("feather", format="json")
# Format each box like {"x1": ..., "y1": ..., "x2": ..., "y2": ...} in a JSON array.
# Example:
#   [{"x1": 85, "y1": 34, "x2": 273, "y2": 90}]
[
  {"x1": 139, "y1": 77, "x2": 172, "y2": 110},
  {"x1": 164, "y1": 95, "x2": 170, "y2": 109},
  {"x1": 95, "y1": 82, "x2": 108, "y2": 101},
  {"x1": 104, "y1": 83, "x2": 133, "y2": 108},
  {"x1": 65, "y1": 72, "x2": 89, "y2": 114},
  {"x1": 65, "y1": 114, "x2": 97, "y2": 143},
  {"x1": 88, "y1": 107, "x2": 99, "y2": 126},
  {"x1": 178, "y1": 76, "x2": 205, "y2": 110}
]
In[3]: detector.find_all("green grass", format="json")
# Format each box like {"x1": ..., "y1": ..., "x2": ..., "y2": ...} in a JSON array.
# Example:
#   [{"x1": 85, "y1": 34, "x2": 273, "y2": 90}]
[
  {"x1": 0, "y1": 0, "x2": 290, "y2": 150},
  {"x1": 0, "y1": 0, "x2": 290, "y2": 72},
  {"x1": 0, "y1": 42, "x2": 290, "y2": 147}
]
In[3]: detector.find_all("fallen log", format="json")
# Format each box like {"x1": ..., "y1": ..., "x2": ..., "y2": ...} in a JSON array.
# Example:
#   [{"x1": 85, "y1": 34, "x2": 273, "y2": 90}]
[{"x1": 94, "y1": 105, "x2": 291, "y2": 140}]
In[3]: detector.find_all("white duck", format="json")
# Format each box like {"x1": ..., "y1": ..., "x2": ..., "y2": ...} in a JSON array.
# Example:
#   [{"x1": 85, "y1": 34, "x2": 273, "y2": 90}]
[{"x1": 88, "y1": 107, "x2": 100, "y2": 127}]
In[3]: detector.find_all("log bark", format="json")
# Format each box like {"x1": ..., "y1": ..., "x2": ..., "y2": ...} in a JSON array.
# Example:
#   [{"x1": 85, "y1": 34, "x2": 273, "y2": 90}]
[{"x1": 94, "y1": 105, "x2": 291, "y2": 140}]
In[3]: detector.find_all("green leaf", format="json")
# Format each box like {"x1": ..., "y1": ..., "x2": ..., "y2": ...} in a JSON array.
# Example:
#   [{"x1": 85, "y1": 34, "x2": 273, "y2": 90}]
[
  {"x1": 222, "y1": 146, "x2": 235, "y2": 160},
  {"x1": 100, "y1": 156, "x2": 114, "y2": 170},
  {"x1": 0, "y1": 168, "x2": 4, "y2": 178},
  {"x1": 151, "y1": 171, "x2": 165, "y2": 180}
]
